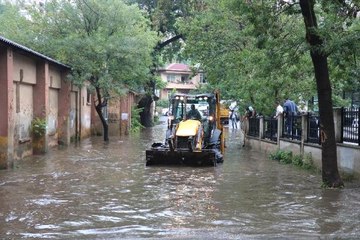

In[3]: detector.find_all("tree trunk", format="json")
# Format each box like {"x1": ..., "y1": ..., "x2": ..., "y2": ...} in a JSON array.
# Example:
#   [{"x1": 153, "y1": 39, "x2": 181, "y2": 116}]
[
  {"x1": 138, "y1": 94, "x2": 154, "y2": 127},
  {"x1": 299, "y1": 0, "x2": 343, "y2": 187},
  {"x1": 95, "y1": 86, "x2": 109, "y2": 142},
  {"x1": 95, "y1": 103, "x2": 109, "y2": 141},
  {"x1": 139, "y1": 35, "x2": 183, "y2": 128}
]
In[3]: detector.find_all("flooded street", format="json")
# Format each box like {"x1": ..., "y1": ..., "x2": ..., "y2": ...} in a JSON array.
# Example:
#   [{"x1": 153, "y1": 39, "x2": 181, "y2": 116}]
[{"x1": 1, "y1": 120, "x2": 360, "y2": 239}]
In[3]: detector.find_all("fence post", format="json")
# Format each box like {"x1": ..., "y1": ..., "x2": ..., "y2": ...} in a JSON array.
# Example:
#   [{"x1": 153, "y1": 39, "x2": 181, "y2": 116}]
[
  {"x1": 259, "y1": 116, "x2": 264, "y2": 140},
  {"x1": 301, "y1": 113, "x2": 308, "y2": 155},
  {"x1": 333, "y1": 108, "x2": 342, "y2": 143},
  {"x1": 277, "y1": 114, "x2": 283, "y2": 148},
  {"x1": 358, "y1": 107, "x2": 360, "y2": 146}
]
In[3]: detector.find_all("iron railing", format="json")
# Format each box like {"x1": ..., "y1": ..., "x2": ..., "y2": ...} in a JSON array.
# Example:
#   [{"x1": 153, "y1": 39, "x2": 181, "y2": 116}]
[
  {"x1": 263, "y1": 117, "x2": 277, "y2": 142},
  {"x1": 244, "y1": 109, "x2": 359, "y2": 146},
  {"x1": 341, "y1": 108, "x2": 359, "y2": 145},
  {"x1": 248, "y1": 117, "x2": 260, "y2": 137},
  {"x1": 307, "y1": 113, "x2": 320, "y2": 144},
  {"x1": 282, "y1": 114, "x2": 302, "y2": 140}
]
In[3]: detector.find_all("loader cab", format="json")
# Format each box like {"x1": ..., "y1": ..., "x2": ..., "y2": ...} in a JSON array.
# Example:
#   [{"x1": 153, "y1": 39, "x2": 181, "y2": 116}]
[
  {"x1": 168, "y1": 93, "x2": 217, "y2": 142},
  {"x1": 169, "y1": 94, "x2": 215, "y2": 121}
]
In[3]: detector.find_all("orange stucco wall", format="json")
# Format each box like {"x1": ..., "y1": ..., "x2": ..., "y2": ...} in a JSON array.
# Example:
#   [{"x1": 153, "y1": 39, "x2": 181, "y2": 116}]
[
  {"x1": 91, "y1": 91, "x2": 136, "y2": 137},
  {"x1": 0, "y1": 47, "x2": 14, "y2": 168},
  {"x1": 0, "y1": 40, "x2": 81, "y2": 167}
]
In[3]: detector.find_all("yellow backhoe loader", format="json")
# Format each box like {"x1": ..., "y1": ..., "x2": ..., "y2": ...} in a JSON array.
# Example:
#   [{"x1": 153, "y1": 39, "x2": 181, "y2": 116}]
[{"x1": 146, "y1": 91, "x2": 225, "y2": 166}]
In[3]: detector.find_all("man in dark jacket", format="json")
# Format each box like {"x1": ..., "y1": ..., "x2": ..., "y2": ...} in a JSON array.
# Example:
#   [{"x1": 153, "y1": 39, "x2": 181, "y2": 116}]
[
  {"x1": 283, "y1": 98, "x2": 298, "y2": 135},
  {"x1": 186, "y1": 104, "x2": 202, "y2": 120}
]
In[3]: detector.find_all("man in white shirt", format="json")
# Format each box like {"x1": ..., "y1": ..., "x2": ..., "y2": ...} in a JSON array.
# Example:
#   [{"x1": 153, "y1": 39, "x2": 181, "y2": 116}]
[{"x1": 274, "y1": 101, "x2": 284, "y2": 119}]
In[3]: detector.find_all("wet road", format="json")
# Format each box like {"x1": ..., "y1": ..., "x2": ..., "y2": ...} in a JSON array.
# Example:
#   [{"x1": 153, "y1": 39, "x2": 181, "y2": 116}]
[{"x1": 1, "y1": 120, "x2": 360, "y2": 239}]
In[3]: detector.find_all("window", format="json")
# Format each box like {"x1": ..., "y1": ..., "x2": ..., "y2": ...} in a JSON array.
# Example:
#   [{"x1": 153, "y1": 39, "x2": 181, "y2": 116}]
[
  {"x1": 181, "y1": 75, "x2": 189, "y2": 83},
  {"x1": 86, "y1": 88, "x2": 91, "y2": 105},
  {"x1": 167, "y1": 74, "x2": 176, "y2": 82},
  {"x1": 200, "y1": 73, "x2": 207, "y2": 84}
]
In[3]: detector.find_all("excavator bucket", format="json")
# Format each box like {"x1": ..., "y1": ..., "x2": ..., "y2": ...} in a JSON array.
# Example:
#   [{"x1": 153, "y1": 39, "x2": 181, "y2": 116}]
[{"x1": 146, "y1": 148, "x2": 217, "y2": 167}]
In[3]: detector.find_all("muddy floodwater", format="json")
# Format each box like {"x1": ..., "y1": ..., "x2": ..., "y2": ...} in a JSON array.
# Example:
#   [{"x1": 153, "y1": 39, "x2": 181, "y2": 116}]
[{"x1": 1, "y1": 120, "x2": 360, "y2": 239}]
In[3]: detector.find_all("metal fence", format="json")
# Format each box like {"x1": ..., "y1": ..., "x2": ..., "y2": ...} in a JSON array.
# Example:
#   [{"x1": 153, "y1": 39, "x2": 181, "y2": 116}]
[
  {"x1": 245, "y1": 109, "x2": 360, "y2": 146},
  {"x1": 263, "y1": 117, "x2": 277, "y2": 141},
  {"x1": 282, "y1": 114, "x2": 302, "y2": 140},
  {"x1": 248, "y1": 117, "x2": 260, "y2": 137},
  {"x1": 307, "y1": 113, "x2": 320, "y2": 144},
  {"x1": 342, "y1": 108, "x2": 359, "y2": 145}
]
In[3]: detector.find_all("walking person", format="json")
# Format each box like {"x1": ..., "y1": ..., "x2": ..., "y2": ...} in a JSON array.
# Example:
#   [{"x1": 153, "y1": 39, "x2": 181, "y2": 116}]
[
  {"x1": 230, "y1": 109, "x2": 238, "y2": 129},
  {"x1": 240, "y1": 107, "x2": 253, "y2": 147}
]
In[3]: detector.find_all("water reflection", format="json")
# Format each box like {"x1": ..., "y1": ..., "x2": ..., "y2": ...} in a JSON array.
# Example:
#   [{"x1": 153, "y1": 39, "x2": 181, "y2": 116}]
[
  {"x1": 0, "y1": 121, "x2": 359, "y2": 239},
  {"x1": 317, "y1": 189, "x2": 342, "y2": 235}
]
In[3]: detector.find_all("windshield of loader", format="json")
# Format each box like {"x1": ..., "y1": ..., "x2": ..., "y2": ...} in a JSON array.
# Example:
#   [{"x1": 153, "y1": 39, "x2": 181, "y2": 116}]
[{"x1": 170, "y1": 94, "x2": 215, "y2": 122}]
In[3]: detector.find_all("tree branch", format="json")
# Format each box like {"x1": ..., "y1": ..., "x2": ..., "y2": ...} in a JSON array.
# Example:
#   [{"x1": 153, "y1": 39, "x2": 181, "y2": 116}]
[{"x1": 155, "y1": 34, "x2": 184, "y2": 51}]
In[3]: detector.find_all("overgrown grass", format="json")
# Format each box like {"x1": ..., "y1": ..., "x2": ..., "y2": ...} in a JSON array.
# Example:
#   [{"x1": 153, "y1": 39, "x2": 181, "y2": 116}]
[{"x1": 269, "y1": 149, "x2": 317, "y2": 172}]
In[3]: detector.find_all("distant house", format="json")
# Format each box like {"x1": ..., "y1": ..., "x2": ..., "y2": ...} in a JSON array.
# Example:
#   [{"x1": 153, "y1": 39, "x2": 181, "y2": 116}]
[{"x1": 157, "y1": 63, "x2": 206, "y2": 100}]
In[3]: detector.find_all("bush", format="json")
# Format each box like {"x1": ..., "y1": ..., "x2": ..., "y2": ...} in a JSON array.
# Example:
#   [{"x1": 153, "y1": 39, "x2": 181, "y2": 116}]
[
  {"x1": 269, "y1": 150, "x2": 316, "y2": 171},
  {"x1": 269, "y1": 150, "x2": 292, "y2": 164},
  {"x1": 130, "y1": 106, "x2": 144, "y2": 133},
  {"x1": 292, "y1": 155, "x2": 303, "y2": 167},
  {"x1": 31, "y1": 117, "x2": 47, "y2": 138},
  {"x1": 302, "y1": 153, "x2": 315, "y2": 170},
  {"x1": 279, "y1": 151, "x2": 293, "y2": 164}
]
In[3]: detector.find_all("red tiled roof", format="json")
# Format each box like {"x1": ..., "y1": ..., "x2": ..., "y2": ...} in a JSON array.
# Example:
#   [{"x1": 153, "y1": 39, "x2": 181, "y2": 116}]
[{"x1": 166, "y1": 63, "x2": 191, "y2": 72}]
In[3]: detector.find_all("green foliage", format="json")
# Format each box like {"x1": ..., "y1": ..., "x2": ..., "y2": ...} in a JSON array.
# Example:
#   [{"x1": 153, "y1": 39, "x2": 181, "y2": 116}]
[
  {"x1": 177, "y1": 0, "x2": 359, "y2": 115},
  {"x1": 154, "y1": 76, "x2": 167, "y2": 90},
  {"x1": 302, "y1": 153, "x2": 315, "y2": 170},
  {"x1": 1, "y1": 0, "x2": 159, "y2": 98},
  {"x1": 153, "y1": 115, "x2": 159, "y2": 125},
  {"x1": 0, "y1": 0, "x2": 159, "y2": 139},
  {"x1": 0, "y1": 3, "x2": 35, "y2": 43},
  {"x1": 130, "y1": 106, "x2": 144, "y2": 133},
  {"x1": 292, "y1": 155, "x2": 303, "y2": 167},
  {"x1": 269, "y1": 150, "x2": 293, "y2": 164},
  {"x1": 269, "y1": 150, "x2": 316, "y2": 171},
  {"x1": 156, "y1": 99, "x2": 169, "y2": 108},
  {"x1": 31, "y1": 117, "x2": 47, "y2": 138}
]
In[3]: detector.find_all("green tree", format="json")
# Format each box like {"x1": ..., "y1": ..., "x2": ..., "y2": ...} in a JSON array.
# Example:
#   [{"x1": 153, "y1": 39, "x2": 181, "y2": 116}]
[
  {"x1": 6, "y1": 0, "x2": 158, "y2": 141},
  {"x1": 0, "y1": 2, "x2": 34, "y2": 42},
  {"x1": 299, "y1": 0, "x2": 345, "y2": 187},
  {"x1": 179, "y1": 0, "x2": 359, "y2": 186},
  {"x1": 178, "y1": 0, "x2": 317, "y2": 115},
  {"x1": 128, "y1": 0, "x2": 205, "y2": 126}
]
